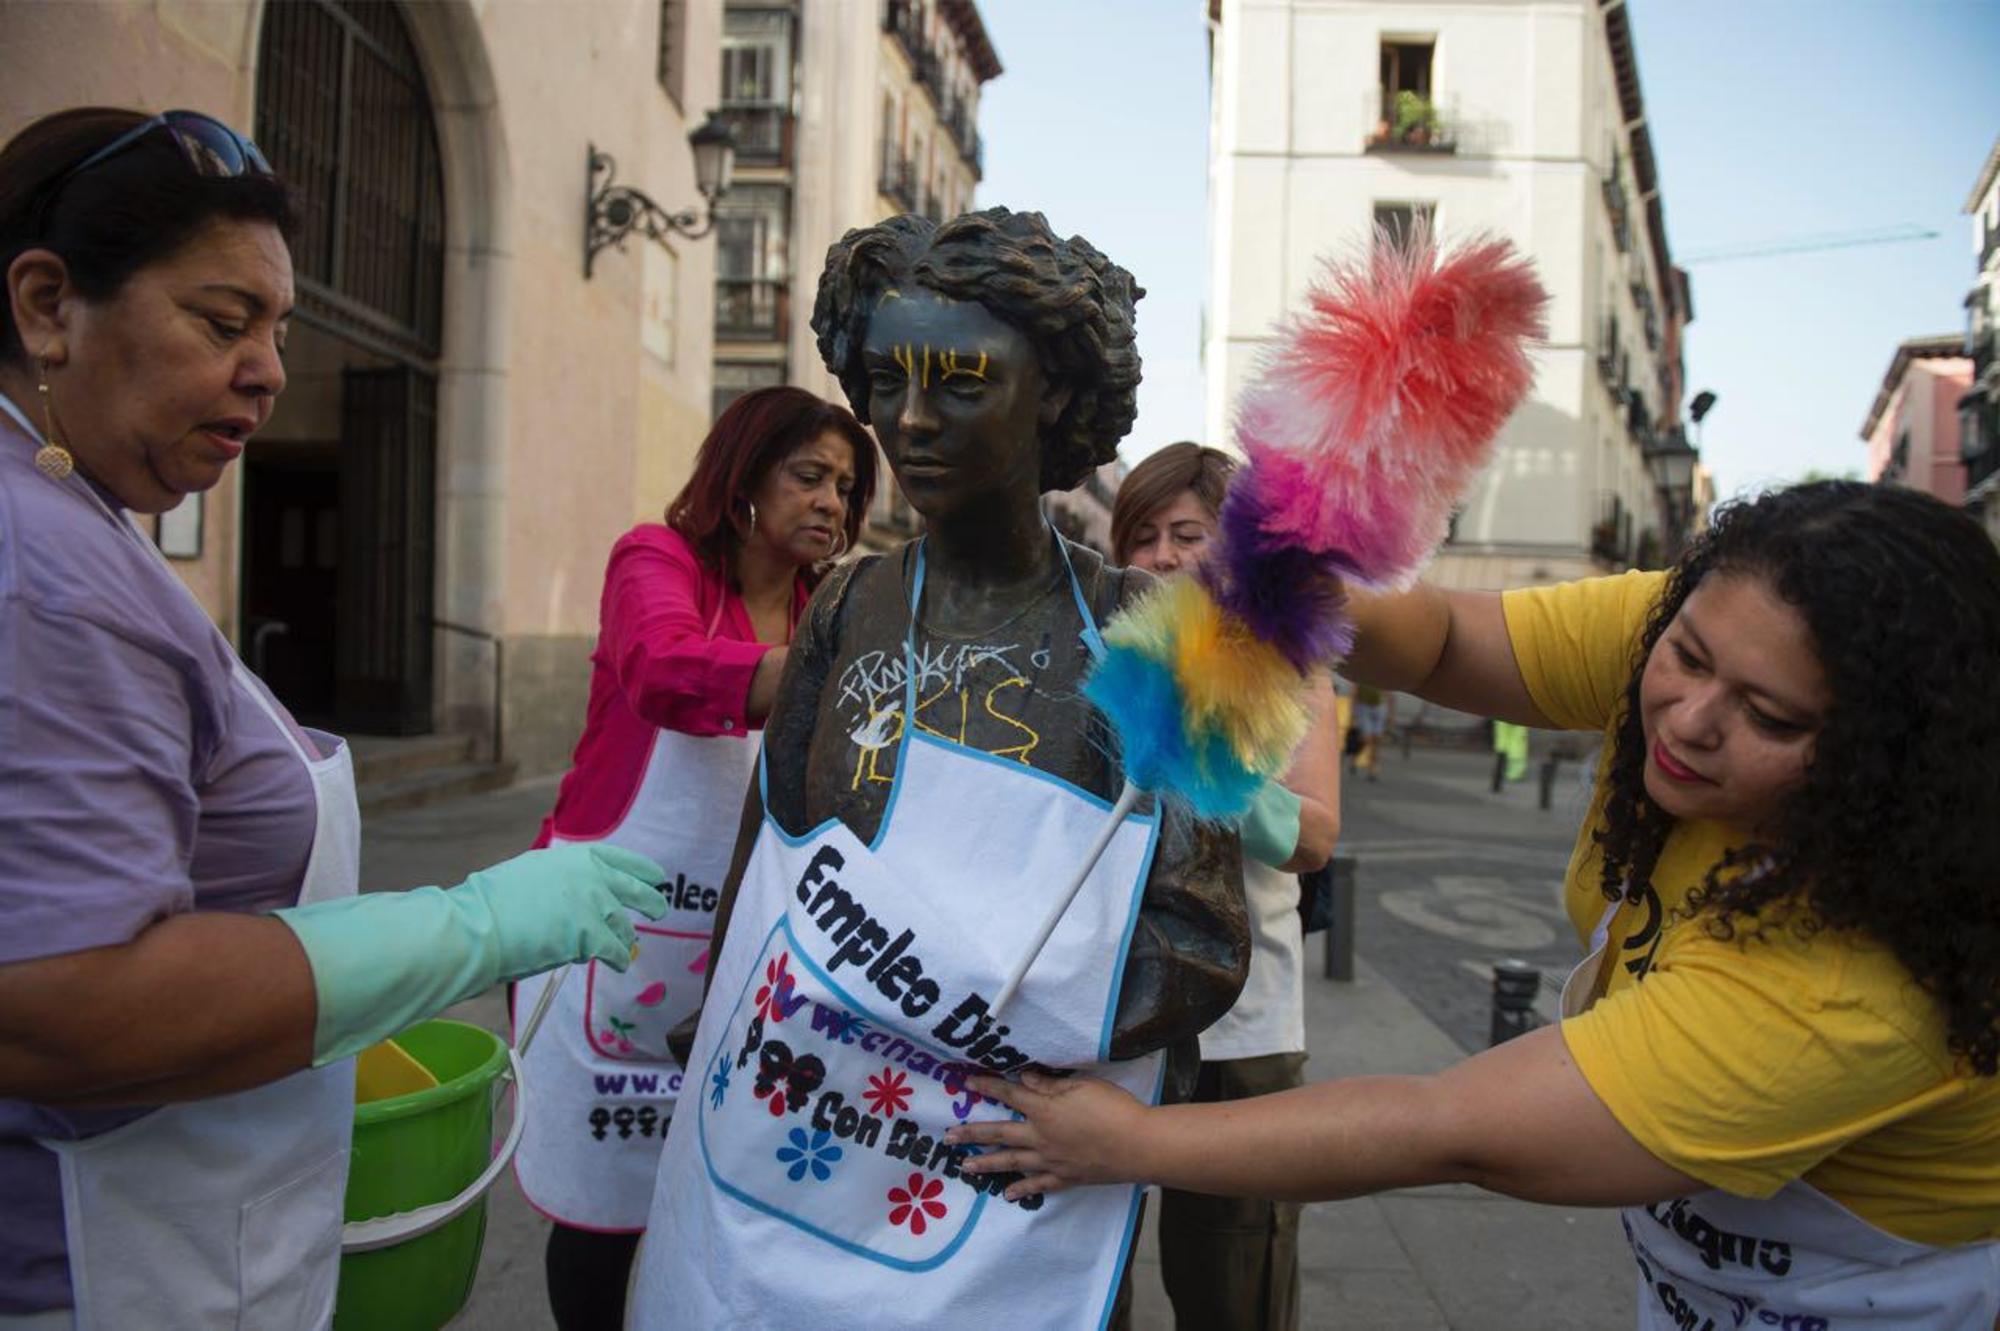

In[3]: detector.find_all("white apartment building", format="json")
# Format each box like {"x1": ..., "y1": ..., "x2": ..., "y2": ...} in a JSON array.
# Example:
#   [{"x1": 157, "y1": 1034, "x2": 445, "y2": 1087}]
[
  {"x1": 1961, "y1": 137, "x2": 2000, "y2": 542},
  {"x1": 1204, "y1": 0, "x2": 1695, "y2": 589},
  {"x1": 710, "y1": 0, "x2": 999, "y2": 545}
]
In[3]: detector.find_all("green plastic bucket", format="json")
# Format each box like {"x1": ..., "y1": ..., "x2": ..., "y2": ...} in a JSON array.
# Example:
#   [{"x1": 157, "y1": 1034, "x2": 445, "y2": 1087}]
[{"x1": 335, "y1": 1019, "x2": 520, "y2": 1331}]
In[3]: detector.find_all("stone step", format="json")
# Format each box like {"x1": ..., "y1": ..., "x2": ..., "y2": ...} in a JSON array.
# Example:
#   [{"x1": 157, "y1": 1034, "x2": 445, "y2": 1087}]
[
  {"x1": 348, "y1": 732, "x2": 479, "y2": 786},
  {"x1": 357, "y1": 759, "x2": 519, "y2": 817}
]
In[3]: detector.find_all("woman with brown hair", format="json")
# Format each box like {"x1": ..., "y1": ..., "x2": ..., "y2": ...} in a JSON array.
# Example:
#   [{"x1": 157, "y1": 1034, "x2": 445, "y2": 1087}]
[
  {"x1": 518, "y1": 384, "x2": 876, "y2": 1330},
  {"x1": 1112, "y1": 442, "x2": 1340, "y2": 1331}
]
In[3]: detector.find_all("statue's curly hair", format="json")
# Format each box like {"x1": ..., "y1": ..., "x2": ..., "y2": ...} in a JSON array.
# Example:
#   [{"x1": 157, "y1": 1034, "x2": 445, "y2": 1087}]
[
  {"x1": 1595, "y1": 481, "x2": 2000, "y2": 1075},
  {"x1": 810, "y1": 207, "x2": 1144, "y2": 492}
]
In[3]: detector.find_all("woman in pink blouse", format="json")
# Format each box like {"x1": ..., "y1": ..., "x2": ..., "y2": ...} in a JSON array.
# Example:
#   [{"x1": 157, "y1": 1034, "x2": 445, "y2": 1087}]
[{"x1": 514, "y1": 386, "x2": 877, "y2": 1330}]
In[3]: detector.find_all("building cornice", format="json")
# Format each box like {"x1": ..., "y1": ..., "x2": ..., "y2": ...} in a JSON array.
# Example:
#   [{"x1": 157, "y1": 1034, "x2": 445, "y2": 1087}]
[
  {"x1": 1966, "y1": 135, "x2": 2000, "y2": 214},
  {"x1": 1860, "y1": 334, "x2": 1972, "y2": 440},
  {"x1": 937, "y1": 0, "x2": 1002, "y2": 82}
]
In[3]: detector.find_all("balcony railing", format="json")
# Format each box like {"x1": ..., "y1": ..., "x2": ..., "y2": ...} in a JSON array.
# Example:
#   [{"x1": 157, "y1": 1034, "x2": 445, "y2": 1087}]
[
  {"x1": 877, "y1": 151, "x2": 917, "y2": 211},
  {"x1": 716, "y1": 105, "x2": 791, "y2": 168},
  {"x1": 1965, "y1": 390, "x2": 1999, "y2": 490},
  {"x1": 885, "y1": 0, "x2": 925, "y2": 73},
  {"x1": 1364, "y1": 87, "x2": 1458, "y2": 154},
  {"x1": 941, "y1": 99, "x2": 984, "y2": 176},
  {"x1": 715, "y1": 279, "x2": 788, "y2": 340}
]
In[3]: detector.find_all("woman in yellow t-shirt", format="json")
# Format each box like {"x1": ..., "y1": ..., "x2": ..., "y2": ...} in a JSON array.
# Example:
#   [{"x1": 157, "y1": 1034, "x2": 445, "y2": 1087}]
[{"x1": 947, "y1": 481, "x2": 2000, "y2": 1329}]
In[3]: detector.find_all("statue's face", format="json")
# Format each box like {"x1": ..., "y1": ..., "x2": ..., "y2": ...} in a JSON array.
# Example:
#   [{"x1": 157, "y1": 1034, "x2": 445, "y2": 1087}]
[{"x1": 860, "y1": 288, "x2": 1048, "y2": 520}]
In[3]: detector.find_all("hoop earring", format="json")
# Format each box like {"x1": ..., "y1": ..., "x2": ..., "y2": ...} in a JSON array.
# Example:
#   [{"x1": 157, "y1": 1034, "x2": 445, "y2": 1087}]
[
  {"x1": 745, "y1": 500, "x2": 759, "y2": 535},
  {"x1": 33, "y1": 360, "x2": 74, "y2": 480},
  {"x1": 827, "y1": 525, "x2": 849, "y2": 561}
]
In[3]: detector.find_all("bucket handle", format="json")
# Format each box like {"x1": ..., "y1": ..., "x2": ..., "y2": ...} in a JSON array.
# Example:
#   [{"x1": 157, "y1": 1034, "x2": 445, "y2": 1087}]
[{"x1": 341, "y1": 1047, "x2": 526, "y2": 1253}]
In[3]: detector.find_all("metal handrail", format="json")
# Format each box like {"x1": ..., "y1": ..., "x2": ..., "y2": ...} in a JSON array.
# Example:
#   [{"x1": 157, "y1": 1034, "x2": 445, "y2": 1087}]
[{"x1": 432, "y1": 618, "x2": 504, "y2": 763}]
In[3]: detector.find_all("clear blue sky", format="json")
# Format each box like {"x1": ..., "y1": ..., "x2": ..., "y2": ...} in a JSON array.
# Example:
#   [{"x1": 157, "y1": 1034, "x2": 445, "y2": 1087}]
[{"x1": 975, "y1": 1, "x2": 2000, "y2": 502}]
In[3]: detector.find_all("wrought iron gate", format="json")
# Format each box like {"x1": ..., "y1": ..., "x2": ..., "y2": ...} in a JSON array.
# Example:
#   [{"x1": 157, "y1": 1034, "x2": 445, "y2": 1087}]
[{"x1": 255, "y1": 0, "x2": 445, "y2": 734}]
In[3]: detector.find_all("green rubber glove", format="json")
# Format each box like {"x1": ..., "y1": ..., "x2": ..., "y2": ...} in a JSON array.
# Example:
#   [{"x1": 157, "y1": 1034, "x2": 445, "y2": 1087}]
[
  {"x1": 277, "y1": 843, "x2": 667, "y2": 1066},
  {"x1": 1239, "y1": 781, "x2": 1304, "y2": 869}
]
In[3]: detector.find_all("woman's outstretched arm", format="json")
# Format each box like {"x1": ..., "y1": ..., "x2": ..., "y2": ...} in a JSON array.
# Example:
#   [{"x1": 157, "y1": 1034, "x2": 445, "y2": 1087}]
[
  {"x1": 1342, "y1": 585, "x2": 1556, "y2": 729},
  {"x1": 949, "y1": 1023, "x2": 1700, "y2": 1206}
]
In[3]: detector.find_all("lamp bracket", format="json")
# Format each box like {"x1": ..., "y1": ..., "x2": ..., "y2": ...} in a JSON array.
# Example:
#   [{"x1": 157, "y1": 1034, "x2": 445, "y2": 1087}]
[{"x1": 585, "y1": 146, "x2": 714, "y2": 279}]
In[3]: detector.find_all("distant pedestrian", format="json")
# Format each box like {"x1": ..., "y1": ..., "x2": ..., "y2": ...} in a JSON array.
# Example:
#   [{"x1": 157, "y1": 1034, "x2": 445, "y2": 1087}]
[
  {"x1": 1111, "y1": 441, "x2": 1341, "y2": 1331},
  {"x1": 1493, "y1": 719, "x2": 1530, "y2": 782},
  {"x1": 1349, "y1": 682, "x2": 1389, "y2": 780},
  {"x1": 952, "y1": 481, "x2": 2000, "y2": 1331}
]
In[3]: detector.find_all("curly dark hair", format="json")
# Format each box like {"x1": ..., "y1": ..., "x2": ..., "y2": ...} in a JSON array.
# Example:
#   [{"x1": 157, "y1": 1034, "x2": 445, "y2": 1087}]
[
  {"x1": 1594, "y1": 481, "x2": 2000, "y2": 1075},
  {"x1": 810, "y1": 207, "x2": 1143, "y2": 492}
]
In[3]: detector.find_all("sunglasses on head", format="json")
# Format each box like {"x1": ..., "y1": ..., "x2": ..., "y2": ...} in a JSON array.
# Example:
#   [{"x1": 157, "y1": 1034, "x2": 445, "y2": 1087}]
[{"x1": 35, "y1": 110, "x2": 270, "y2": 226}]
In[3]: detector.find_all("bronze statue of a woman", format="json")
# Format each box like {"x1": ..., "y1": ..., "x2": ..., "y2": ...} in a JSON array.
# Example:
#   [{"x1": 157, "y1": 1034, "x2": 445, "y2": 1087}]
[{"x1": 631, "y1": 209, "x2": 1246, "y2": 1329}]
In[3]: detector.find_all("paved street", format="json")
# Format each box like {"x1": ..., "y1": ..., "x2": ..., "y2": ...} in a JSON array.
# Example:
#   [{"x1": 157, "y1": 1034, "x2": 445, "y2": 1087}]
[{"x1": 358, "y1": 745, "x2": 1635, "y2": 1329}]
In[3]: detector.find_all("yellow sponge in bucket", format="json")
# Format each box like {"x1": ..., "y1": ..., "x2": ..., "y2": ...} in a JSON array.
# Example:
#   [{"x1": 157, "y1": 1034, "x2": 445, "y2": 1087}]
[{"x1": 355, "y1": 1037, "x2": 440, "y2": 1103}]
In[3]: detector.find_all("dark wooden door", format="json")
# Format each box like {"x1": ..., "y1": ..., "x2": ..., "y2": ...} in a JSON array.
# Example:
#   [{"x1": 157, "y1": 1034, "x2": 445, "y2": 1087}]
[
  {"x1": 243, "y1": 453, "x2": 340, "y2": 722},
  {"x1": 336, "y1": 365, "x2": 436, "y2": 734}
]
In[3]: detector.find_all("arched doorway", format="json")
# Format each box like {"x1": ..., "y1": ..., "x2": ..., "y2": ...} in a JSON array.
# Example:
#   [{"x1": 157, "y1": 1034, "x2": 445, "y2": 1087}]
[{"x1": 248, "y1": 0, "x2": 444, "y2": 734}]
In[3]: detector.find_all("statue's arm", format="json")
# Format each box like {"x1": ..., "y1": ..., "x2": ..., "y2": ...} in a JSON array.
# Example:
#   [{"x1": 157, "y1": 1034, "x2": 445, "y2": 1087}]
[{"x1": 1102, "y1": 566, "x2": 1252, "y2": 1060}]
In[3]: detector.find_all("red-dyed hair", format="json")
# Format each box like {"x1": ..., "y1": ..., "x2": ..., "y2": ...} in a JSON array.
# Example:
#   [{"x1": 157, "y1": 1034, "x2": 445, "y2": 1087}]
[{"x1": 667, "y1": 386, "x2": 878, "y2": 582}]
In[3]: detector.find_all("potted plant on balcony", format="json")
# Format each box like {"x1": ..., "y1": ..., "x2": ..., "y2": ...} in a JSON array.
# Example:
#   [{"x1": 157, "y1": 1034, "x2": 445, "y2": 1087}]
[{"x1": 1393, "y1": 90, "x2": 1439, "y2": 146}]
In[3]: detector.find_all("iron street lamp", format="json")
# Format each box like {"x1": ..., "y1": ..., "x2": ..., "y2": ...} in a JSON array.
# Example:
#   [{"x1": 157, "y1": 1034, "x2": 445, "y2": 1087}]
[{"x1": 584, "y1": 112, "x2": 736, "y2": 278}]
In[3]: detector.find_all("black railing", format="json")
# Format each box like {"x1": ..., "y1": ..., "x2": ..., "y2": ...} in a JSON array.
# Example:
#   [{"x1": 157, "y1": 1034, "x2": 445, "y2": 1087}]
[
  {"x1": 886, "y1": 0, "x2": 924, "y2": 70},
  {"x1": 878, "y1": 151, "x2": 917, "y2": 211},
  {"x1": 717, "y1": 105, "x2": 789, "y2": 167},
  {"x1": 715, "y1": 279, "x2": 787, "y2": 339},
  {"x1": 941, "y1": 100, "x2": 983, "y2": 175},
  {"x1": 1965, "y1": 391, "x2": 1999, "y2": 489}
]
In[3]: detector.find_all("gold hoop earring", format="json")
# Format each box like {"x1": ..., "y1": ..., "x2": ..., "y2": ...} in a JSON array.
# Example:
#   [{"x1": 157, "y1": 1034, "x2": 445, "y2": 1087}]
[
  {"x1": 745, "y1": 500, "x2": 759, "y2": 535},
  {"x1": 33, "y1": 361, "x2": 74, "y2": 480},
  {"x1": 827, "y1": 525, "x2": 848, "y2": 561}
]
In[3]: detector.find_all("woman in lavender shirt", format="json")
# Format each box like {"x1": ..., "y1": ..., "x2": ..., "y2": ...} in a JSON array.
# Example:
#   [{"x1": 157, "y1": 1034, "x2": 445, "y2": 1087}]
[{"x1": 0, "y1": 108, "x2": 668, "y2": 1329}]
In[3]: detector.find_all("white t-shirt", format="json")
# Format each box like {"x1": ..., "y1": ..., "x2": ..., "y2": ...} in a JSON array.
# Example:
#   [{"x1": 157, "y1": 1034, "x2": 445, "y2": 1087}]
[{"x1": 1198, "y1": 854, "x2": 1306, "y2": 1060}]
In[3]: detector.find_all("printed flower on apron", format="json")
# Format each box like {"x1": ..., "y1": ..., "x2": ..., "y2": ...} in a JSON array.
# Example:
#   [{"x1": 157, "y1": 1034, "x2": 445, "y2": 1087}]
[
  {"x1": 775, "y1": 1127, "x2": 844, "y2": 1183},
  {"x1": 752, "y1": 1040, "x2": 827, "y2": 1117},
  {"x1": 886, "y1": 1173, "x2": 949, "y2": 1236},
  {"x1": 709, "y1": 1052, "x2": 732, "y2": 1109},
  {"x1": 755, "y1": 953, "x2": 805, "y2": 1024},
  {"x1": 862, "y1": 1067, "x2": 913, "y2": 1118}
]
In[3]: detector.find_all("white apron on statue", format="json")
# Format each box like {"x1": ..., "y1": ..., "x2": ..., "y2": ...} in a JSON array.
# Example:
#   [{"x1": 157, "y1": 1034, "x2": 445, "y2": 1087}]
[
  {"x1": 513, "y1": 601, "x2": 761, "y2": 1230},
  {"x1": 39, "y1": 666, "x2": 359, "y2": 1331},
  {"x1": 1562, "y1": 904, "x2": 2000, "y2": 1331},
  {"x1": 630, "y1": 540, "x2": 1166, "y2": 1329}
]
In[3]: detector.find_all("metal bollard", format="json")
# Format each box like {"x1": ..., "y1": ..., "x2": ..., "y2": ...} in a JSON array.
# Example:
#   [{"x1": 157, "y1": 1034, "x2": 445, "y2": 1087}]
[
  {"x1": 1489, "y1": 959, "x2": 1543, "y2": 1046},
  {"x1": 1490, "y1": 751, "x2": 1507, "y2": 793},
  {"x1": 1321, "y1": 856, "x2": 1357, "y2": 982},
  {"x1": 1538, "y1": 757, "x2": 1560, "y2": 811}
]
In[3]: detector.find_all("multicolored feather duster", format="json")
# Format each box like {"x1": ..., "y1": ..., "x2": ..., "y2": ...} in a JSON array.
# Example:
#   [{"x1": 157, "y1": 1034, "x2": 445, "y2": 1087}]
[
  {"x1": 994, "y1": 231, "x2": 1547, "y2": 1015},
  {"x1": 1087, "y1": 230, "x2": 1549, "y2": 820}
]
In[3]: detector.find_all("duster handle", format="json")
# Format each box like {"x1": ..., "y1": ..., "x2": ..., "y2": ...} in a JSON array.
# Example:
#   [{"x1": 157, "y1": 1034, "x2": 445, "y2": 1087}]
[{"x1": 990, "y1": 780, "x2": 1144, "y2": 1019}]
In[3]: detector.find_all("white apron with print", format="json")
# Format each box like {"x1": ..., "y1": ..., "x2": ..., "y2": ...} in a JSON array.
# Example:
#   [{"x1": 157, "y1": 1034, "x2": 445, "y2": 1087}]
[
  {"x1": 514, "y1": 706, "x2": 759, "y2": 1229},
  {"x1": 1562, "y1": 905, "x2": 2000, "y2": 1331},
  {"x1": 40, "y1": 667, "x2": 360, "y2": 1330},
  {"x1": 630, "y1": 542, "x2": 1166, "y2": 1329},
  {"x1": 2, "y1": 387, "x2": 363, "y2": 1331}
]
